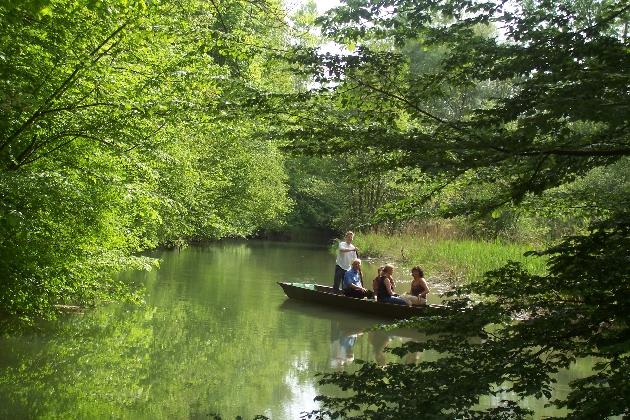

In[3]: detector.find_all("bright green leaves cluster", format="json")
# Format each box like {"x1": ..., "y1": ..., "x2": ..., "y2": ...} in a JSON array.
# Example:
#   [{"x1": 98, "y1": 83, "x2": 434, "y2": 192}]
[{"x1": 0, "y1": 0, "x2": 294, "y2": 327}]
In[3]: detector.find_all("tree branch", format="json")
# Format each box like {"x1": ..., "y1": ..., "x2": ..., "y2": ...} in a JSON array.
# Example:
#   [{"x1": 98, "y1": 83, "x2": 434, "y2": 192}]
[
  {"x1": 346, "y1": 73, "x2": 467, "y2": 134},
  {"x1": 520, "y1": 148, "x2": 630, "y2": 158},
  {"x1": 1, "y1": 19, "x2": 132, "y2": 152}
]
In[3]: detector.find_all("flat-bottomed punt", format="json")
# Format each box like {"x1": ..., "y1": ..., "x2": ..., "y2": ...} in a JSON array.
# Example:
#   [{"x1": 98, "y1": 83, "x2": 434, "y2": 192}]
[{"x1": 278, "y1": 282, "x2": 445, "y2": 319}]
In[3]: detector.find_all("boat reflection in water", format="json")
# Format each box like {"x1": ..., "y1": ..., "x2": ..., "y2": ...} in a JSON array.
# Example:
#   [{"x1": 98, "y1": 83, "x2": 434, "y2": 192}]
[
  {"x1": 278, "y1": 299, "x2": 428, "y2": 368},
  {"x1": 368, "y1": 330, "x2": 424, "y2": 366},
  {"x1": 368, "y1": 329, "x2": 392, "y2": 366},
  {"x1": 330, "y1": 320, "x2": 362, "y2": 368}
]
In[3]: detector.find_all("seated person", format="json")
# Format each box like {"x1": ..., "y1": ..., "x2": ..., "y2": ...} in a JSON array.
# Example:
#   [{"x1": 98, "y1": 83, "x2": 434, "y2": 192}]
[
  {"x1": 401, "y1": 266, "x2": 430, "y2": 306},
  {"x1": 372, "y1": 265, "x2": 384, "y2": 297},
  {"x1": 375, "y1": 264, "x2": 409, "y2": 306},
  {"x1": 342, "y1": 259, "x2": 374, "y2": 299}
]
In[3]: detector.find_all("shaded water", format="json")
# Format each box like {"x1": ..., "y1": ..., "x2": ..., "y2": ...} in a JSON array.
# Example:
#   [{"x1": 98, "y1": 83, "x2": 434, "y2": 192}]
[{"x1": 0, "y1": 240, "x2": 590, "y2": 418}]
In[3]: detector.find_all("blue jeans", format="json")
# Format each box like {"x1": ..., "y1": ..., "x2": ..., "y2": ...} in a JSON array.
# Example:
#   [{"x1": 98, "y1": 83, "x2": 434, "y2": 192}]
[{"x1": 380, "y1": 295, "x2": 408, "y2": 306}]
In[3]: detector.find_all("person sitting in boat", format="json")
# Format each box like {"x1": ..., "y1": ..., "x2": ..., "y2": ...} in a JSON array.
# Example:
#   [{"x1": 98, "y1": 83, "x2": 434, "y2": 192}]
[
  {"x1": 342, "y1": 258, "x2": 374, "y2": 299},
  {"x1": 372, "y1": 265, "x2": 385, "y2": 297},
  {"x1": 400, "y1": 266, "x2": 430, "y2": 306},
  {"x1": 375, "y1": 264, "x2": 409, "y2": 306}
]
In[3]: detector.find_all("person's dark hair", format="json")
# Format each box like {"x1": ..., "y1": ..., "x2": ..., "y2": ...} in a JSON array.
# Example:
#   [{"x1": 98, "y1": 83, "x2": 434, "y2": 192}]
[{"x1": 411, "y1": 266, "x2": 424, "y2": 277}]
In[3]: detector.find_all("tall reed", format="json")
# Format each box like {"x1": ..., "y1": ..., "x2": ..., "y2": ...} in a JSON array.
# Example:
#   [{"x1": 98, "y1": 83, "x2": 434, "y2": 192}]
[{"x1": 354, "y1": 232, "x2": 546, "y2": 284}]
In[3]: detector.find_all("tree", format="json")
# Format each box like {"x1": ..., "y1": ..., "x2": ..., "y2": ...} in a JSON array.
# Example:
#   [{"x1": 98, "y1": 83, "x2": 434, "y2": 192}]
[
  {"x1": 0, "y1": 0, "x2": 294, "y2": 327},
  {"x1": 286, "y1": 0, "x2": 630, "y2": 417}
]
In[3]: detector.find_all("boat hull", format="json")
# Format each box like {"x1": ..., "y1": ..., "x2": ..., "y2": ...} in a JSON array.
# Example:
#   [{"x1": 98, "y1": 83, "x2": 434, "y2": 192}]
[{"x1": 278, "y1": 282, "x2": 442, "y2": 319}]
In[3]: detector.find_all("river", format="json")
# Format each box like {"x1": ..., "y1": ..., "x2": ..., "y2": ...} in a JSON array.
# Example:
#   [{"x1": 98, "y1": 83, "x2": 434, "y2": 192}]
[{"x1": 0, "y1": 240, "x2": 590, "y2": 418}]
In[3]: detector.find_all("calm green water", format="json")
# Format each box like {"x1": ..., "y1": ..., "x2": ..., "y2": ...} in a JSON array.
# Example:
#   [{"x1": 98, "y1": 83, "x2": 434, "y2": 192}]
[{"x1": 0, "y1": 240, "x2": 591, "y2": 419}]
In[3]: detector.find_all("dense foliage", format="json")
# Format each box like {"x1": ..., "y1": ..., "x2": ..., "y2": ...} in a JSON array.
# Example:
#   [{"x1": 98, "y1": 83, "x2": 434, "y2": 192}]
[
  {"x1": 0, "y1": 0, "x2": 294, "y2": 327},
  {"x1": 2, "y1": 0, "x2": 629, "y2": 416},
  {"x1": 283, "y1": 0, "x2": 630, "y2": 417}
]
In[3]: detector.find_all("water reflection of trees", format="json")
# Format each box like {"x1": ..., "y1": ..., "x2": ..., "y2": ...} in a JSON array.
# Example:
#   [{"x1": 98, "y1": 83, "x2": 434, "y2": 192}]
[
  {"x1": 0, "y1": 242, "x2": 346, "y2": 419},
  {"x1": 0, "y1": 300, "x2": 307, "y2": 419}
]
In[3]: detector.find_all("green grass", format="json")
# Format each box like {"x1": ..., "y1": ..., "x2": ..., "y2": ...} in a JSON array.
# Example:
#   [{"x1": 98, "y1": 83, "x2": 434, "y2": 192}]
[{"x1": 354, "y1": 232, "x2": 547, "y2": 284}]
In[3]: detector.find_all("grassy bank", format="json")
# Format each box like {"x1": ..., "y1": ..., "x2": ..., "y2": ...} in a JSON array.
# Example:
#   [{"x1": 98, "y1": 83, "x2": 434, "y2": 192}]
[{"x1": 354, "y1": 232, "x2": 547, "y2": 284}]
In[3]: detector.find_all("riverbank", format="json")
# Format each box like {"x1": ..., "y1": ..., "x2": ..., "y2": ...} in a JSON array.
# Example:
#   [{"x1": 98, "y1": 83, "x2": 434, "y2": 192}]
[{"x1": 353, "y1": 232, "x2": 547, "y2": 284}]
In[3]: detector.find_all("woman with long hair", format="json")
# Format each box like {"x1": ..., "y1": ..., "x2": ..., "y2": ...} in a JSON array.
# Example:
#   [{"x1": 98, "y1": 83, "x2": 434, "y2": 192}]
[
  {"x1": 400, "y1": 266, "x2": 429, "y2": 305},
  {"x1": 374, "y1": 264, "x2": 408, "y2": 305}
]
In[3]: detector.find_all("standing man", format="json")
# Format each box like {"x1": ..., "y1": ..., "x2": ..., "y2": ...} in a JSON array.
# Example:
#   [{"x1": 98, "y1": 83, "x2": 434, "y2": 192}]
[{"x1": 333, "y1": 231, "x2": 358, "y2": 293}]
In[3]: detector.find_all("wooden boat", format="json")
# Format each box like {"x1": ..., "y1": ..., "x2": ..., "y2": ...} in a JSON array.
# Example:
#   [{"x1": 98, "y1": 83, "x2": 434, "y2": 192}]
[{"x1": 278, "y1": 282, "x2": 447, "y2": 319}]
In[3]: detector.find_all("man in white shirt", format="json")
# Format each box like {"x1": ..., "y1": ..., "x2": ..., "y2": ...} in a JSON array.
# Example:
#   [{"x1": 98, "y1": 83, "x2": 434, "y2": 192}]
[{"x1": 333, "y1": 231, "x2": 359, "y2": 293}]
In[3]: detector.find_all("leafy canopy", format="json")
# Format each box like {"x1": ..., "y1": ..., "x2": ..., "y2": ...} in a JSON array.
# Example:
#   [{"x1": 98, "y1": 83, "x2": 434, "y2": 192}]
[
  {"x1": 286, "y1": 0, "x2": 630, "y2": 417},
  {"x1": 0, "y1": 0, "x2": 295, "y2": 327}
]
